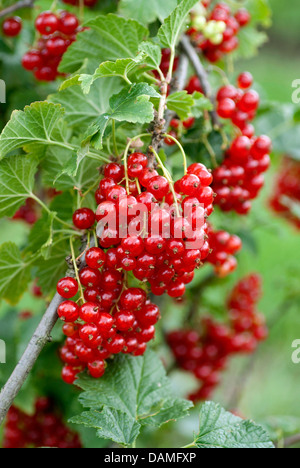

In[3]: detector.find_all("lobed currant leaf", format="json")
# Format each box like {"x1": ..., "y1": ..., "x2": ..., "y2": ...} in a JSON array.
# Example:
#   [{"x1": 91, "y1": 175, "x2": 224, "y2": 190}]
[
  {"x1": 0, "y1": 102, "x2": 65, "y2": 159},
  {"x1": 70, "y1": 407, "x2": 140, "y2": 447},
  {"x1": 83, "y1": 83, "x2": 160, "y2": 150},
  {"x1": 119, "y1": 0, "x2": 178, "y2": 26},
  {"x1": 157, "y1": 0, "x2": 200, "y2": 50},
  {"x1": 59, "y1": 14, "x2": 148, "y2": 74},
  {"x1": 166, "y1": 91, "x2": 195, "y2": 121},
  {"x1": 0, "y1": 242, "x2": 32, "y2": 305},
  {"x1": 0, "y1": 155, "x2": 38, "y2": 219},
  {"x1": 138, "y1": 41, "x2": 162, "y2": 70},
  {"x1": 51, "y1": 77, "x2": 123, "y2": 131},
  {"x1": 193, "y1": 402, "x2": 274, "y2": 449},
  {"x1": 71, "y1": 350, "x2": 192, "y2": 446}
]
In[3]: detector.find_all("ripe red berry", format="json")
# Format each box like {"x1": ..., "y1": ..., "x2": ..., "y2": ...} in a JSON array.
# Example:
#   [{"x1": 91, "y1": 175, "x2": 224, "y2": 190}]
[
  {"x1": 114, "y1": 310, "x2": 135, "y2": 331},
  {"x1": 2, "y1": 17, "x2": 22, "y2": 37},
  {"x1": 147, "y1": 176, "x2": 170, "y2": 200},
  {"x1": 235, "y1": 8, "x2": 251, "y2": 26},
  {"x1": 79, "y1": 302, "x2": 100, "y2": 323},
  {"x1": 88, "y1": 360, "x2": 105, "y2": 378},
  {"x1": 217, "y1": 98, "x2": 236, "y2": 119},
  {"x1": 35, "y1": 12, "x2": 59, "y2": 36},
  {"x1": 57, "y1": 277, "x2": 78, "y2": 299},
  {"x1": 73, "y1": 208, "x2": 95, "y2": 229},
  {"x1": 59, "y1": 12, "x2": 79, "y2": 35},
  {"x1": 85, "y1": 247, "x2": 106, "y2": 269},
  {"x1": 237, "y1": 72, "x2": 253, "y2": 89},
  {"x1": 58, "y1": 301, "x2": 79, "y2": 322},
  {"x1": 62, "y1": 365, "x2": 78, "y2": 385},
  {"x1": 22, "y1": 51, "x2": 43, "y2": 71},
  {"x1": 120, "y1": 288, "x2": 147, "y2": 310},
  {"x1": 79, "y1": 267, "x2": 101, "y2": 287}
]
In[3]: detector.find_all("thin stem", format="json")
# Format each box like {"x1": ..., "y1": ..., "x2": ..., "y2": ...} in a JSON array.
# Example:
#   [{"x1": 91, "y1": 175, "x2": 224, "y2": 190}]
[
  {"x1": 0, "y1": 0, "x2": 35, "y2": 18},
  {"x1": 202, "y1": 135, "x2": 218, "y2": 168},
  {"x1": 30, "y1": 193, "x2": 74, "y2": 230},
  {"x1": 70, "y1": 237, "x2": 84, "y2": 304},
  {"x1": 112, "y1": 120, "x2": 119, "y2": 158},
  {"x1": 162, "y1": 133, "x2": 188, "y2": 174},
  {"x1": 149, "y1": 146, "x2": 180, "y2": 217}
]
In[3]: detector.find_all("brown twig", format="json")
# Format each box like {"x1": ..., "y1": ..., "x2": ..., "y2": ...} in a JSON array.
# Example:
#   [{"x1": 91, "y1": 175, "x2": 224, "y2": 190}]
[
  {"x1": 0, "y1": 238, "x2": 93, "y2": 425},
  {"x1": 148, "y1": 52, "x2": 189, "y2": 166},
  {"x1": 181, "y1": 35, "x2": 219, "y2": 128},
  {"x1": 0, "y1": 0, "x2": 35, "y2": 18}
]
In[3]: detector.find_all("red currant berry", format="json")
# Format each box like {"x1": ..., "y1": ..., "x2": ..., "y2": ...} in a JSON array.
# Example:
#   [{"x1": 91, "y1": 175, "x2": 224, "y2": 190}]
[
  {"x1": 86, "y1": 247, "x2": 106, "y2": 269},
  {"x1": 73, "y1": 208, "x2": 95, "y2": 230},
  {"x1": 79, "y1": 267, "x2": 101, "y2": 287},
  {"x1": 2, "y1": 17, "x2": 22, "y2": 37},
  {"x1": 57, "y1": 277, "x2": 78, "y2": 299},
  {"x1": 237, "y1": 72, "x2": 253, "y2": 89},
  {"x1": 35, "y1": 12, "x2": 59, "y2": 36},
  {"x1": 88, "y1": 360, "x2": 105, "y2": 378},
  {"x1": 57, "y1": 301, "x2": 79, "y2": 322}
]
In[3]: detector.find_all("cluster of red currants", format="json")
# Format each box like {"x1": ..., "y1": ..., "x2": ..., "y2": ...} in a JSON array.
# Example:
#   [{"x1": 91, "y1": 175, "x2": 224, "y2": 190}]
[
  {"x1": 22, "y1": 10, "x2": 81, "y2": 81},
  {"x1": 188, "y1": 2, "x2": 251, "y2": 63},
  {"x1": 269, "y1": 156, "x2": 300, "y2": 229},
  {"x1": 206, "y1": 225, "x2": 242, "y2": 277},
  {"x1": 58, "y1": 272, "x2": 160, "y2": 384},
  {"x1": 12, "y1": 198, "x2": 38, "y2": 225},
  {"x1": 95, "y1": 158, "x2": 214, "y2": 298},
  {"x1": 212, "y1": 77, "x2": 272, "y2": 214},
  {"x1": 167, "y1": 274, "x2": 268, "y2": 402},
  {"x1": 3, "y1": 398, "x2": 81, "y2": 448},
  {"x1": 1, "y1": 16, "x2": 22, "y2": 37},
  {"x1": 56, "y1": 155, "x2": 215, "y2": 383}
]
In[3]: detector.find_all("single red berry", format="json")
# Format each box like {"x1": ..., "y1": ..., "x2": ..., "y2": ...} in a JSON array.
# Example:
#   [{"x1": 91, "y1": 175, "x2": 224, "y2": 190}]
[
  {"x1": 106, "y1": 335, "x2": 125, "y2": 354},
  {"x1": 104, "y1": 163, "x2": 124, "y2": 183},
  {"x1": 235, "y1": 8, "x2": 251, "y2": 26},
  {"x1": 114, "y1": 310, "x2": 135, "y2": 331},
  {"x1": 85, "y1": 247, "x2": 106, "y2": 269},
  {"x1": 79, "y1": 267, "x2": 101, "y2": 287},
  {"x1": 237, "y1": 72, "x2": 253, "y2": 89},
  {"x1": 180, "y1": 174, "x2": 200, "y2": 196},
  {"x1": 147, "y1": 176, "x2": 170, "y2": 200},
  {"x1": 79, "y1": 323, "x2": 99, "y2": 345},
  {"x1": 57, "y1": 277, "x2": 78, "y2": 299},
  {"x1": 2, "y1": 17, "x2": 22, "y2": 37},
  {"x1": 79, "y1": 302, "x2": 100, "y2": 323},
  {"x1": 88, "y1": 360, "x2": 105, "y2": 378},
  {"x1": 59, "y1": 11, "x2": 79, "y2": 35},
  {"x1": 73, "y1": 208, "x2": 95, "y2": 229},
  {"x1": 22, "y1": 51, "x2": 43, "y2": 71},
  {"x1": 58, "y1": 301, "x2": 79, "y2": 322},
  {"x1": 35, "y1": 11, "x2": 59, "y2": 36},
  {"x1": 97, "y1": 312, "x2": 114, "y2": 336},
  {"x1": 120, "y1": 288, "x2": 147, "y2": 310},
  {"x1": 217, "y1": 98, "x2": 236, "y2": 119},
  {"x1": 62, "y1": 366, "x2": 78, "y2": 385}
]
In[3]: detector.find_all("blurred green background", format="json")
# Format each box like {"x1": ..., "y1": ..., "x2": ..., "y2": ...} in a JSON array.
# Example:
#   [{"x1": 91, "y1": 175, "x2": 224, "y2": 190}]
[{"x1": 0, "y1": 0, "x2": 300, "y2": 448}]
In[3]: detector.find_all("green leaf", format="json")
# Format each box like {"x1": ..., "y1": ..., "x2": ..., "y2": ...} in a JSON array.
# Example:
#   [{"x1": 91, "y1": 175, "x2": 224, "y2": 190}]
[
  {"x1": 34, "y1": 240, "x2": 70, "y2": 296},
  {"x1": 0, "y1": 102, "x2": 64, "y2": 159},
  {"x1": 158, "y1": 0, "x2": 199, "y2": 50},
  {"x1": 41, "y1": 146, "x2": 101, "y2": 192},
  {"x1": 78, "y1": 56, "x2": 145, "y2": 95},
  {"x1": 71, "y1": 408, "x2": 140, "y2": 447},
  {"x1": 0, "y1": 155, "x2": 38, "y2": 218},
  {"x1": 71, "y1": 350, "x2": 192, "y2": 447},
  {"x1": 236, "y1": 27, "x2": 268, "y2": 59},
  {"x1": 83, "y1": 83, "x2": 160, "y2": 149},
  {"x1": 167, "y1": 91, "x2": 195, "y2": 120},
  {"x1": 50, "y1": 77, "x2": 123, "y2": 132},
  {"x1": 0, "y1": 242, "x2": 32, "y2": 304},
  {"x1": 193, "y1": 402, "x2": 274, "y2": 449},
  {"x1": 139, "y1": 41, "x2": 162, "y2": 70},
  {"x1": 191, "y1": 91, "x2": 213, "y2": 117},
  {"x1": 59, "y1": 14, "x2": 148, "y2": 74},
  {"x1": 119, "y1": 0, "x2": 178, "y2": 26}
]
